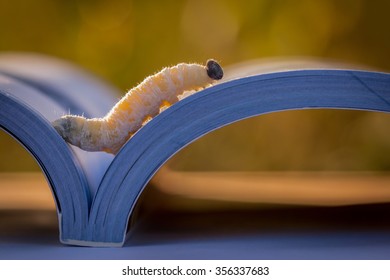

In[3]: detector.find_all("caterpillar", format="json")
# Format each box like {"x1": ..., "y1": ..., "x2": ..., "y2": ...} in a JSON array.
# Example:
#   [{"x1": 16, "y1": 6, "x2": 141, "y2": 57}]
[{"x1": 52, "y1": 59, "x2": 223, "y2": 154}]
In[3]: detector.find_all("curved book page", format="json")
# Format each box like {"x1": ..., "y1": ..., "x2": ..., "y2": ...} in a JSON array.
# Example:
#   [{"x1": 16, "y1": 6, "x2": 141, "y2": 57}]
[
  {"x1": 0, "y1": 53, "x2": 118, "y2": 194},
  {"x1": 89, "y1": 69, "x2": 390, "y2": 246},
  {"x1": 0, "y1": 74, "x2": 90, "y2": 241},
  {"x1": 0, "y1": 53, "x2": 118, "y2": 243}
]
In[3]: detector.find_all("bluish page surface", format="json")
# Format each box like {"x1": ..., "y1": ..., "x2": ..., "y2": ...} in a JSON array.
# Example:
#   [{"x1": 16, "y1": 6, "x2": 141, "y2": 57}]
[{"x1": 93, "y1": 69, "x2": 390, "y2": 245}]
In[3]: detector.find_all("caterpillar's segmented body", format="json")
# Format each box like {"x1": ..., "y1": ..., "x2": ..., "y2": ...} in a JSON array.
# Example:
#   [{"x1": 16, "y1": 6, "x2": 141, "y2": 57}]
[{"x1": 52, "y1": 59, "x2": 223, "y2": 154}]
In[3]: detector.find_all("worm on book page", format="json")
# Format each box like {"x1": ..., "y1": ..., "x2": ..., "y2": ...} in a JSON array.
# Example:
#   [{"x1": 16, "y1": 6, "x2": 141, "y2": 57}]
[{"x1": 52, "y1": 59, "x2": 224, "y2": 154}]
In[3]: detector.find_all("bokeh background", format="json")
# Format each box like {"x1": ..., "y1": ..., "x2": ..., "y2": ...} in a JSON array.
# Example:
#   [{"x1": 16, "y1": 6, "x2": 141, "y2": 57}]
[{"x1": 0, "y1": 0, "x2": 389, "y2": 172}]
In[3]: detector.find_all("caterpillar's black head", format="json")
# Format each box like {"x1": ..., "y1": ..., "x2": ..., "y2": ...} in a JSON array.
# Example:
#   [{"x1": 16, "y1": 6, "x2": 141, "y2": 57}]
[{"x1": 206, "y1": 59, "x2": 223, "y2": 80}]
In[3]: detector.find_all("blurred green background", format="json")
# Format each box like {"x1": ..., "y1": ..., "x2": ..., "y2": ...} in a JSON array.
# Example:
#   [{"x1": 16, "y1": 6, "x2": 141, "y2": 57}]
[{"x1": 0, "y1": 0, "x2": 389, "y2": 172}]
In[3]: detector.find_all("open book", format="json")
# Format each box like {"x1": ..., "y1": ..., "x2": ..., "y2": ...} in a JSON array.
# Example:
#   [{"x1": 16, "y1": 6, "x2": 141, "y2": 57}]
[{"x1": 1, "y1": 53, "x2": 389, "y2": 247}]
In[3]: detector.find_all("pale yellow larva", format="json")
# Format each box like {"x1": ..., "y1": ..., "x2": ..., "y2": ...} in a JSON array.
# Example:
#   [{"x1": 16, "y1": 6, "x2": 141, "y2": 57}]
[{"x1": 52, "y1": 59, "x2": 223, "y2": 154}]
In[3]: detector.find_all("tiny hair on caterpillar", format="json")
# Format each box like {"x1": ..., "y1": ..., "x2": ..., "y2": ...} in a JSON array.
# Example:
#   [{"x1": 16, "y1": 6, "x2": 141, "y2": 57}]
[{"x1": 52, "y1": 59, "x2": 223, "y2": 154}]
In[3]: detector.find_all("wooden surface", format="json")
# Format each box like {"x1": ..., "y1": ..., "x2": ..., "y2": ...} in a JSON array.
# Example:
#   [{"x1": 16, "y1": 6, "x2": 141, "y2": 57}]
[
  {"x1": 2, "y1": 171, "x2": 390, "y2": 210},
  {"x1": 1, "y1": 172, "x2": 390, "y2": 259},
  {"x1": 154, "y1": 169, "x2": 390, "y2": 206},
  {"x1": 0, "y1": 173, "x2": 54, "y2": 210}
]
